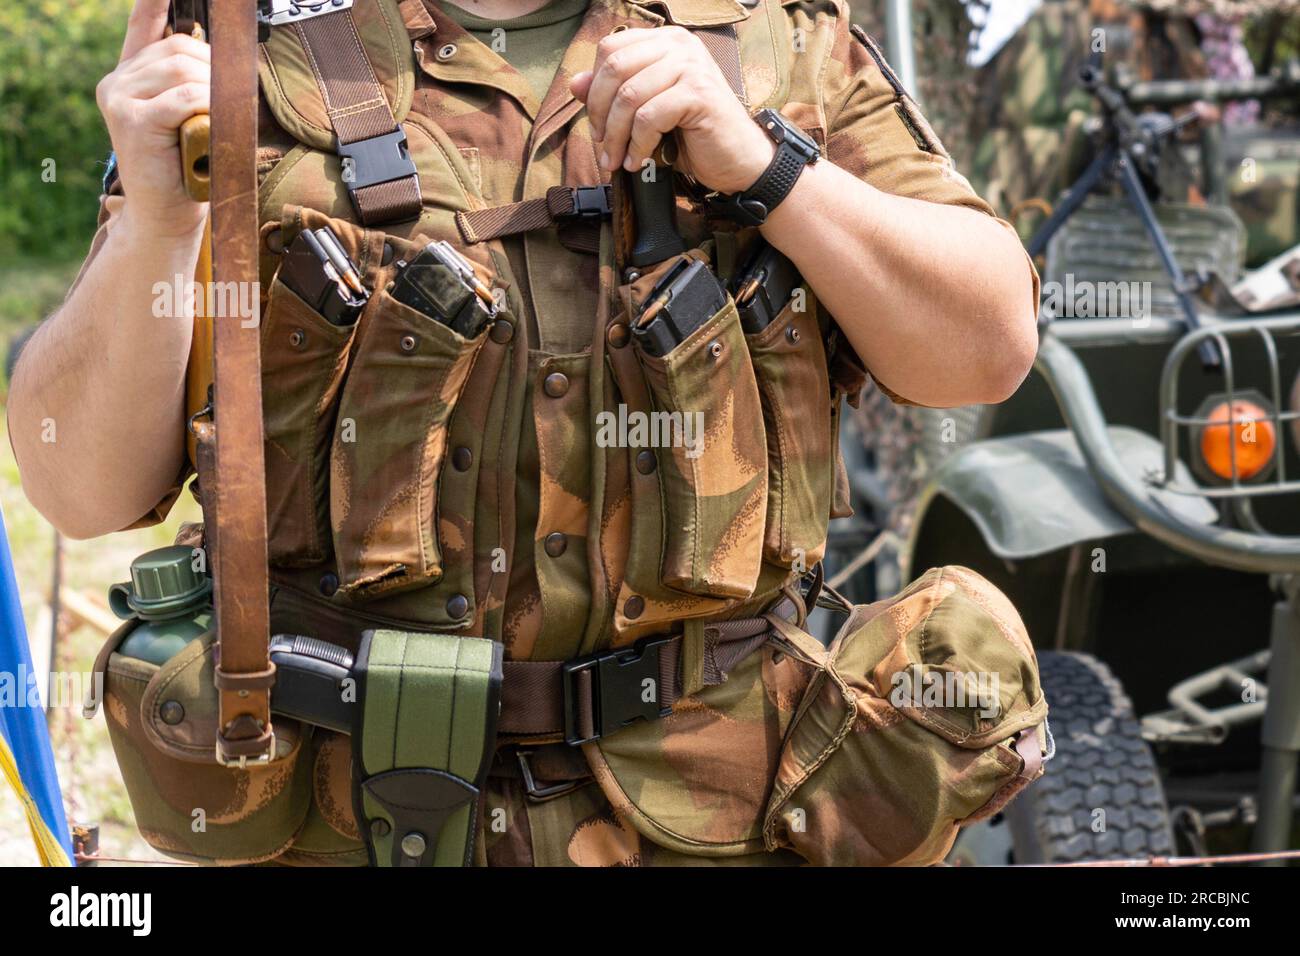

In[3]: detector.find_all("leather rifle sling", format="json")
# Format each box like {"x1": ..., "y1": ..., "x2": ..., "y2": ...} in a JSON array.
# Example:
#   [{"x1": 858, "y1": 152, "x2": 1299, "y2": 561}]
[{"x1": 209, "y1": 0, "x2": 275, "y2": 766}]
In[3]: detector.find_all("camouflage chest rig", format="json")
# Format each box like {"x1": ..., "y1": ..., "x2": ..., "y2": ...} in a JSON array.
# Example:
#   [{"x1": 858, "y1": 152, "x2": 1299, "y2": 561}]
[{"x1": 94, "y1": 0, "x2": 1052, "y2": 867}]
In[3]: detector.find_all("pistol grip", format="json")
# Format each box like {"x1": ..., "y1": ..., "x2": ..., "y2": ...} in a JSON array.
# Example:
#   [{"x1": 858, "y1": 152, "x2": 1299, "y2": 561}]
[
  {"x1": 179, "y1": 113, "x2": 211, "y2": 203},
  {"x1": 629, "y1": 164, "x2": 686, "y2": 267}
]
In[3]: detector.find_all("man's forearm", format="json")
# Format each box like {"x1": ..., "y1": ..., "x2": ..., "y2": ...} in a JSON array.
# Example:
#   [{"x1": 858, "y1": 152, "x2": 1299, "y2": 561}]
[
  {"x1": 760, "y1": 159, "x2": 1039, "y2": 407},
  {"x1": 8, "y1": 209, "x2": 200, "y2": 538}
]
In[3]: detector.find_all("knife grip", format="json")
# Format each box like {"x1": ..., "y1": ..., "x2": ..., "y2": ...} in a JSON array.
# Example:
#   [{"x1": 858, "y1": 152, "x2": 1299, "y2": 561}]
[{"x1": 629, "y1": 155, "x2": 686, "y2": 267}]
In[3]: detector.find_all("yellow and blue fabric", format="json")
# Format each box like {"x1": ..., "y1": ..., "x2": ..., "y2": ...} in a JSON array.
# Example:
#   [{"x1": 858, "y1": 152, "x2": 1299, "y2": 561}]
[{"x1": 0, "y1": 505, "x2": 73, "y2": 866}]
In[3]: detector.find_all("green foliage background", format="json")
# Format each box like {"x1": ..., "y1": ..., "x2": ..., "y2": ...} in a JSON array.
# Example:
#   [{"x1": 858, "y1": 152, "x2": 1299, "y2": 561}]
[{"x1": 0, "y1": 0, "x2": 134, "y2": 263}]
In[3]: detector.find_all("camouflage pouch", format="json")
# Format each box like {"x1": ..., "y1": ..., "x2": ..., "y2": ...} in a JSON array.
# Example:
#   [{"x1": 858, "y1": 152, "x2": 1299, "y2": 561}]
[
  {"x1": 763, "y1": 566, "x2": 1050, "y2": 865},
  {"x1": 635, "y1": 292, "x2": 768, "y2": 600},
  {"x1": 262, "y1": 276, "x2": 359, "y2": 567},
  {"x1": 261, "y1": 206, "x2": 389, "y2": 568},
  {"x1": 745, "y1": 294, "x2": 835, "y2": 568},
  {"x1": 585, "y1": 618, "x2": 818, "y2": 857},
  {"x1": 585, "y1": 567, "x2": 1047, "y2": 864},
  {"x1": 95, "y1": 624, "x2": 314, "y2": 864},
  {"x1": 329, "y1": 275, "x2": 493, "y2": 598}
]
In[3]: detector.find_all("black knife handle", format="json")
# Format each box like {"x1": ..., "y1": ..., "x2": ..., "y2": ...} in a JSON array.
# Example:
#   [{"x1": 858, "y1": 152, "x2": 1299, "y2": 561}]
[{"x1": 629, "y1": 157, "x2": 686, "y2": 267}]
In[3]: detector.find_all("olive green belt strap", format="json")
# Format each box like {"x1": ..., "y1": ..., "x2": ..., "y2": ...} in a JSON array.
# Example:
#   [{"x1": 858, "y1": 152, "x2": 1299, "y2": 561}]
[{"x1": 352, "y1": 630, "x2": 503, "y2": 867}]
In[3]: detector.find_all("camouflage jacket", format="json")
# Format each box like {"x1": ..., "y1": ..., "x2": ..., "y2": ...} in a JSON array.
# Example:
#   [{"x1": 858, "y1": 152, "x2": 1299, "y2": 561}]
[
  {"x1": 87, "y1": 0, "x2": 1049, "y2": 868},
  {"x1": 91, "y1": 0, "x2": 1009, "y2": 662}
]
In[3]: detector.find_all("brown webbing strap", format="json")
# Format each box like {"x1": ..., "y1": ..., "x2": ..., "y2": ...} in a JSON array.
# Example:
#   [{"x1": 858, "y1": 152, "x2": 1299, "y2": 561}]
[
  {"x1": 695, "y1": 23, "x2": 749, "y2": 108},
  {"x1": 210, "y1": 0, "x2": 273, "y2": 766},
  {"x1": 456, "y1": 186, "x2": 607, "y2": 254},
  {"x1": 293, "y1": 9, "x2": 422, "y2": 225},
  {"x1": 496, "y1": 603, "x2": 787, "y2": 739},
  {"x1": 455, "y1": 21, "x2": 745, "y2": 251}
]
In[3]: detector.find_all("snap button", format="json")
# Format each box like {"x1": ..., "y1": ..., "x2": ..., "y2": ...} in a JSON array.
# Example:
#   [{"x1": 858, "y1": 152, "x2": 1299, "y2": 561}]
[
  {"x1": 606, "y1": 323, "x2": 630, "y2": 349},
  {"x1": 624, "y1": 595, "x2": 645, "y2": 619},
  {"x1": 490, "y1": 318, "x2": 515, "y2": 343},
  {"x1": 160, "y1": 700, "x2": 185, "y2": 726},
  {"x1": 543, "y1": 372, "x2": 570, "y2": 398},
  {"x1": 289, "y1": 329, "x2": 306, "y2": 349},
  {"x1": 319, "y1": 572, "x2": 339, "y2": 597},
  {"x1": 786, "y1": 326, "x2": 801, "y2": 345},
  {"x1": 437, "y1": 42, "x2": 457, "y2": 61},
  {"x1": 446, "y1": 593, "x2": 469, "y2": 619},
  {"x1": 401, "y1": 832, "x2": 427, "y2": 858},
  {"x1": 544, "y1": 532, "x2": 568, "y2": 557},
  {"x1": 400, "y1": 334, "x2": 418, "y2": 353},
  {"x1": 708, "y1": 340, "x2": 723, "y2": 360},
  {"x1": 370, "y1": 818, "x2": 391, "y2": 839},
  {"x1": 635, "y1": 450, "x2": 657, "y2": 475},
  {"x1": 452, "y1": 446, "x2": 473, "y2": 472}
]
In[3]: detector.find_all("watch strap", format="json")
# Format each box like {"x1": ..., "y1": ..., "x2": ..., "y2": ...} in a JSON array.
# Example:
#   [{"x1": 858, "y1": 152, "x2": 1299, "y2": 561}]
[{"x1": 708, "y1": 112, "x2": 818, "y2": 226}]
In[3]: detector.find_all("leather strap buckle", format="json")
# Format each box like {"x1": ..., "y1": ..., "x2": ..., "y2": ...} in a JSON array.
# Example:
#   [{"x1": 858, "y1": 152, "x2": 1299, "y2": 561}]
[
  {"x1": 214, "y1": 722, "x2": 275, "y2": 769},
  {"x1": 562, "y1": 636, "x2": 673, "y2": 746}
]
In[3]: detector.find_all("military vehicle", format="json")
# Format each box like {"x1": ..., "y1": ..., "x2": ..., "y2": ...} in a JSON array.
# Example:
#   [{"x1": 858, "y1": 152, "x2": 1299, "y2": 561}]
[{"x1": 824, "y1": 0, "x2": 1300, "y2": 864}]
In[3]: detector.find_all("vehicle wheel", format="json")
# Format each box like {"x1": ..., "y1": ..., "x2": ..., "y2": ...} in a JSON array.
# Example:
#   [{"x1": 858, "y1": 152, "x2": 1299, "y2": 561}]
[{"x1": 949, "y1": 651, "x2": 1175, "y2": 864}]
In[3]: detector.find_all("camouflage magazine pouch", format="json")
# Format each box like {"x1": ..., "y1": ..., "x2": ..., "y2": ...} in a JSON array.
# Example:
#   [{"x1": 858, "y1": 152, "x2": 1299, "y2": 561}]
[
  {"x1": 95, "y1": 624, "x2": 314, "y2": 864},
  {"x1": 329, "y1": 283, "x2": 491, "y2": 598},
  {"x1": 763, "y1": 566, "x2": 1050, "y2": 865},
  {"x1": 635, "y1": 295, "x2": 768, "y2": 600},
  {"x1": 261, "y1": 276, "x2": 359, "y2": 567},
  {"x1": 745, "y1": 295, "x2": 835, "y2": 569},
  {"x1": 260, "y1": 206, "x2": 389, "y2": 568}
]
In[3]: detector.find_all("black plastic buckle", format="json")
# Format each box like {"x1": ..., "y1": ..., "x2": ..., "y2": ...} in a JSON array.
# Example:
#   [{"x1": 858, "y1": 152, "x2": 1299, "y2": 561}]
[
  {"x1": 568, "y1": 185, "x2": 612, "y2": 220},
  {"x1": 706, "y1": 191, "x2": 770, "y2": 228},
  {"x1": 338, "y1": 128, "x2": 418, "y2": 193},
  {"x1": 562, "y1": 636, "x2": 673, "y2": 746}
]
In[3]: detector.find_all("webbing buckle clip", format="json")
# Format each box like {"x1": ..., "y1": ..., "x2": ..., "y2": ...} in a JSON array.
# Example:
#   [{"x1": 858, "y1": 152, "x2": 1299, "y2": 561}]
[
  {"x1": 338, "y1": 128, "x2": 419, "y2": 194},
  {"x1": 562, "y1": 636, "x2": 672, "y2": 746},
  {"x1": 568, "y1": 185, "x2": 612, "y2": 220}
]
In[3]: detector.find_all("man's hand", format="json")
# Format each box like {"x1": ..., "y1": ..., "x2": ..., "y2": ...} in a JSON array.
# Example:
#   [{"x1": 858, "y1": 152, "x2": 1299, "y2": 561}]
[
  {"x1": 96, "y1": 0, "x2": 210, "y2": 236},
  {"x1": 571, "y1": 26, "x2": 774, "y2": 195}
]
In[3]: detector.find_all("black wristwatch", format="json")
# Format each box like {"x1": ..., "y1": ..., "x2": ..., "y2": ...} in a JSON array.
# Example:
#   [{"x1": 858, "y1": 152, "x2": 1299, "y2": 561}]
[{"x1": 708, "y1": 109, "x2": 819, "y2": 227}]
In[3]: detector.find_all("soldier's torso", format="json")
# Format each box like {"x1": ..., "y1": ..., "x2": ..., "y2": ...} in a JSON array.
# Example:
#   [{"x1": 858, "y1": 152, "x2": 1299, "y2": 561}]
[{"x1": 252, "y1": 0, "x2": 852, "y2": 664}]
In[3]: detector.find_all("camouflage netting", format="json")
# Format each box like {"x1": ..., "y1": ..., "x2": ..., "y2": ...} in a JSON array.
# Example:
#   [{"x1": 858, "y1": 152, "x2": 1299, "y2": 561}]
[
  {"x1": 1131, "y1": 1, "x2": 1300, "y2": 15},
  {"x1": 850, "y1": 1, "x2": 990, "y2": 168},
  {"x1": 844, "y1": 0, "x2": 1300, "y2": 587}
]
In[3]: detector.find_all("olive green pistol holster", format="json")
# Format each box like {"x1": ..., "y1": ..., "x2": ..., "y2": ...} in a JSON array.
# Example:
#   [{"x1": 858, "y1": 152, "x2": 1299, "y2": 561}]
[{"x1": 351, "y1": 630, "x2": 503, "y2": 867}]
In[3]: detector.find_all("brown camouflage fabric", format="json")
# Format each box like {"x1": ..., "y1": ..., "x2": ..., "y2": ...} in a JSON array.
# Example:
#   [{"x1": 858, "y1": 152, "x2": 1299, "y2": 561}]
[{"x1": 85, "y1": 0, "x2": 1044, "y2": 865}]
